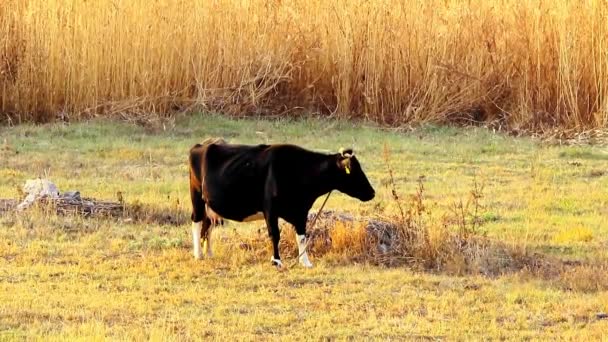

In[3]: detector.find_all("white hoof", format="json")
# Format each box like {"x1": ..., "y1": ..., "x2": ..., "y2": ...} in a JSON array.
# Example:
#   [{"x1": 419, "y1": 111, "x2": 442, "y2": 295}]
[
  {"x1": 271, "y1": 257, "x2": 283, "y2": 268},
  {"x1": 296, "y1": 234, "x2": 313, "y2": 268}
]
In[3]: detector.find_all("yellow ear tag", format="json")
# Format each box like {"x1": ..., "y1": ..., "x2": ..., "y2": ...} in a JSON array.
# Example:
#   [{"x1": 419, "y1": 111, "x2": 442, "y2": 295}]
[{"x1": 345, "y1": 165, "x2": 351, "y2": 174}]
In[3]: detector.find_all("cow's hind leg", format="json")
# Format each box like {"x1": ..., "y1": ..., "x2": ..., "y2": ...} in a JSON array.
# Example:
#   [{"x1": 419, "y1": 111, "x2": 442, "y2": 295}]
[
  {"x1": 190, "y1": 187, "x2": 207, "y2": 260},
  {"x1": 202, "y1": 219, "x2": 213, "y2": 258}
]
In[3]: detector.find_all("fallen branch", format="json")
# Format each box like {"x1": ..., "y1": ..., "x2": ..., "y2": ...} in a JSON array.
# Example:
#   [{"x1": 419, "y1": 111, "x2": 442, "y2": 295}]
[
  {"x1": 0, "y1": 196, "x2": 124, "y2": 218},
  {"x1": 38, "y1": 196, "x2": 124, "y2": 217}
]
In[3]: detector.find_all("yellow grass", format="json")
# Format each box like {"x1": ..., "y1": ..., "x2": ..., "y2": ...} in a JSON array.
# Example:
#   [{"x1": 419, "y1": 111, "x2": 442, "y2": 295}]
[
  {"x1": 553, "y1": 227, "x2": 594, "y2": 244},
  {"x1": 2, "y1": 0, "x2": 608, "y2": 130},
  {"x1": 2, "y1": 114, "x2": 608, "y2": 339}
]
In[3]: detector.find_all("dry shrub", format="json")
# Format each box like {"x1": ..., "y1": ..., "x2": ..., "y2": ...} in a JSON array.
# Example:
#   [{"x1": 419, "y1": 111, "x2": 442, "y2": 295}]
[
  {"x1": 270, "y1": 145, "x2": 608, "y2": 289},
  {"x1": 274, "y1": 144, "x2": 557, "y2": 277},
  {"x1": 275, "y1": 202, "x2": 535, "y2": 276},
  {"x1": 1, "y1": 0, "x2": 608, "y2": 132},
  {"x1": 275, "y1": 186, "x2": 606, "y2": 283},
  {"x1": 329, "y1": 221, "x2": 368, "y2": 255}
]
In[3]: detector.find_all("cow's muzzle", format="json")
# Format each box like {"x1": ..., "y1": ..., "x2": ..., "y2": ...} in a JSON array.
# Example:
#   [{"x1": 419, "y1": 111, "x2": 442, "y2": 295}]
[{"x1": 360, "y1": 190, "x2": 375, "y2": 202}]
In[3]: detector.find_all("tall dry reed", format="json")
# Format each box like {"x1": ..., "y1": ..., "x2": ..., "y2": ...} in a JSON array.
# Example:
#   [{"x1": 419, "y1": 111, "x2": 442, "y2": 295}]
[{"x1": 2, "y1": 0, "x2": 608, "y2": 131}]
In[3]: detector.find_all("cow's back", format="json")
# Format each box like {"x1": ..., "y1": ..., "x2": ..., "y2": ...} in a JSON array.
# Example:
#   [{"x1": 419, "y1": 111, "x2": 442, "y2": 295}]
[{"x1": 200, "y1": 141, "x2": 271, "y2": 221}]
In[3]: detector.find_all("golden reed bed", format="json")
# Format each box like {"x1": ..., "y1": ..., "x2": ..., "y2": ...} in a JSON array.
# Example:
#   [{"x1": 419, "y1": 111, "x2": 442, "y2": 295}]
[{"x1": 2, "y1": 0, "x2": 608, "y2": 131}]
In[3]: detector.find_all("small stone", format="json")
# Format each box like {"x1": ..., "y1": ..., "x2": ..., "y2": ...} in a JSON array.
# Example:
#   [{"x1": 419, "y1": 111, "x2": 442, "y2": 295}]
[
  {"x1": 61, "y1": 191, "x2": 81, "y2": 200},
  {"x1": 597, "y1": 313, "x2": 608, "y2": 320}
]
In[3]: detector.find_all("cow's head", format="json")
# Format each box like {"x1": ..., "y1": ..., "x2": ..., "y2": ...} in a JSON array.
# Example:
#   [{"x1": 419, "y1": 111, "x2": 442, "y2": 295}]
[{"x1": 333, "y1": 148, "x2": 375, "y2": 201}]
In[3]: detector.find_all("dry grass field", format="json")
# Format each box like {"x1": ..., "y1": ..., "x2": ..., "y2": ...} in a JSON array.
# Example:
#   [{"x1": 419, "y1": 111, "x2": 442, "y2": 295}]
[
  {"x1": 1, "y1": 113, "x2": 608, "y2": 340},
  {"x1": 2, "y1": 0, "x2": 608, "y2": 131}
]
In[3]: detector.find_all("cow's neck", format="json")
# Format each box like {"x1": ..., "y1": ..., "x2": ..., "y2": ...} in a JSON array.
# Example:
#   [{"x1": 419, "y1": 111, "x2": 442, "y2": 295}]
[
  {"x1": 307, "y1": 161, "x2": 337, "y2": 203},
  {"x1": 290, "y1": 156, "x2": 338, "y2": 210},
  {"x1": 300, "y1": 188, "x2": 332, "y2": 216},
  {"x1": 309, "y1": 184, "x2": 333, "y2": 205}
]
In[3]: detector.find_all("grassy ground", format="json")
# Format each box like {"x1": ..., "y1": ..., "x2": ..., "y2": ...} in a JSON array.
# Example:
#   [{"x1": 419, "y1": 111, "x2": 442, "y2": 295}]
[{"x1": 1, "y1": 114, "x2": 608, "y2": 340}]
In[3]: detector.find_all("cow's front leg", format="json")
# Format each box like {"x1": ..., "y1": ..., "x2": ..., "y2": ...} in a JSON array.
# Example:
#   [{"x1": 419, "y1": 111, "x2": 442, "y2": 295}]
[
  {"x1": 294, "y1": 219, "x2": 313, "y2": 268},
  {"x1": 264, "y1": 211, "x2": 283, "y2": 268}
]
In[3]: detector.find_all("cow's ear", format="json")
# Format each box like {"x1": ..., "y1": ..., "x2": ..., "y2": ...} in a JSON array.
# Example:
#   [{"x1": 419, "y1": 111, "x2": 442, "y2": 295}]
[
  {"x1": 337, "y1": 156, "x2": 351, "y2": 174},
  {"x1": 339, "y1": 147, "x2": 354, "y2": 158}
]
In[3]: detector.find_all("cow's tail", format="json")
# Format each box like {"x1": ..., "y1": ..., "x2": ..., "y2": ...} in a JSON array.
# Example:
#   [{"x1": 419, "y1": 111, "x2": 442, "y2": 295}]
[{"x1": 188, "y1": 145, "x2": 204, "y2": 192}]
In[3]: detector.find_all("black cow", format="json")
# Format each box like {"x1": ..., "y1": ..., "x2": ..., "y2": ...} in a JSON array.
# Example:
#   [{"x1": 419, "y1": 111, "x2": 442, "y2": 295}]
[{"x1": 188, "y1": 138, "x2": 375, "y2": 268}]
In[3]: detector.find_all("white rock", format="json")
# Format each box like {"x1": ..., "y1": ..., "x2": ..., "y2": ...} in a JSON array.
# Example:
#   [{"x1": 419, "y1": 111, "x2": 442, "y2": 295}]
[{"x1": 16, "y1": 179, "x2": 60, "y2": 211}]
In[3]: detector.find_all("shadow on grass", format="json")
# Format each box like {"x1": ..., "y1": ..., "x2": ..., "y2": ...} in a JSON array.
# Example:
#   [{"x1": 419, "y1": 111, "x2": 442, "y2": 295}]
[
  {"x1": 123, "y1": 201, "x2": 189, "y2": 226},
  {"x1": 2, "y1": 187, "x2": 606, "y2": 294}
]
